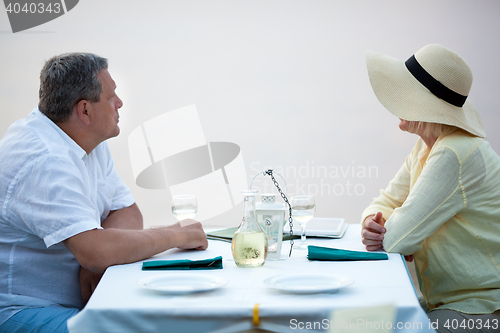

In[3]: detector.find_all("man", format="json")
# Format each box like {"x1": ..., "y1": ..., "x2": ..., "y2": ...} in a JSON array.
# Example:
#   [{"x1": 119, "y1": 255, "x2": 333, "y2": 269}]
[{"x1": 0, "y1": 53, "x2": 208, "y2": 333}]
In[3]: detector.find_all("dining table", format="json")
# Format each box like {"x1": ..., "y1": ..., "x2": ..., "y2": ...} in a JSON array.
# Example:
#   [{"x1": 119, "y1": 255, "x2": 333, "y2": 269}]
[{"x1": 67, "y1": 224, "x2": 435, "y2": 333}]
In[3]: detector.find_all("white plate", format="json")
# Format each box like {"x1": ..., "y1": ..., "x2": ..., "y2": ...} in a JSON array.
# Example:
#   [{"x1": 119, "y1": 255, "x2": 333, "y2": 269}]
[
  {"x1": 263, "y1": 273, "x2": 354, "y2": 294},
  {"x1": 138, "y1": 274, "x2": 228, "y2": 295}
]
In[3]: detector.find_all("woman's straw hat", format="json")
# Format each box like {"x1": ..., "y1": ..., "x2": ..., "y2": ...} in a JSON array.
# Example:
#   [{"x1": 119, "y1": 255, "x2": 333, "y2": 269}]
[{"x1": 365, "y1": 44, "x2": 486, "y2": 138}]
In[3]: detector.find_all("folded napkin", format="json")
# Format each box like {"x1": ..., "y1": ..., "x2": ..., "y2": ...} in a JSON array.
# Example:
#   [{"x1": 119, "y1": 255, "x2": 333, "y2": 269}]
[
  {"x1": 206, "y1": 228, "x2": 295, "y2": 242},
  {"x1": 206, "y1": 228, "x2": 237, "y2": 243},
  {"x1": 307, "y1": 245, "x2": 388, "y2": 261},
  {"x1": 142, "y1": 256, "x2": 223, "y2": 270},
  {"x1": 206, "y1": 227, "x2": 337, "y2": 242}
]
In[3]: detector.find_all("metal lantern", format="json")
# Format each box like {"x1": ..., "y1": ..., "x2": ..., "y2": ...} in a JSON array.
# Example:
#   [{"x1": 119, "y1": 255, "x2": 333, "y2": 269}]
[{"x1": 256, "y1": 193, "x2": 286, "y2": 260}]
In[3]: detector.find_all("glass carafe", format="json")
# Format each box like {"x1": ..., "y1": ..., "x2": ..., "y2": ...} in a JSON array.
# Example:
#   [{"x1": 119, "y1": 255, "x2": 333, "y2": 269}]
[{"x1": 232, "y1": 190, "x2": 268, "y2": 267}]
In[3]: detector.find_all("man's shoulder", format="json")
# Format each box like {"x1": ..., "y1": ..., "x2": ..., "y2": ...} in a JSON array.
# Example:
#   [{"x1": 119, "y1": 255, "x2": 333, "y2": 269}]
[
  {"x1": 2, "y1": 120, "x2": 60, "y2": 158},
  {"x1": 0, "y1": 112, "x2": 79, "y2": 176}
]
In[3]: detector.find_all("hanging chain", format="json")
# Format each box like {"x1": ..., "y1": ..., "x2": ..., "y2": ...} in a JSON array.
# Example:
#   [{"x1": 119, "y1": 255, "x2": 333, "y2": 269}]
[{"x1": 263, "y1": 169, "x2": 294, "y2": 256}]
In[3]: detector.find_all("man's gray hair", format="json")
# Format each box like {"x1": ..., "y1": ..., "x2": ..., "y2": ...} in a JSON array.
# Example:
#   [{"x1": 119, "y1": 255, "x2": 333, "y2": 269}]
[{"x1": 38, "y1": 53, "x2": 108, "y2": 123}]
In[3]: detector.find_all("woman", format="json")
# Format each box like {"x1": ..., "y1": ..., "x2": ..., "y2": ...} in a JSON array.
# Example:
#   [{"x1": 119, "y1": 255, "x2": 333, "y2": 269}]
[{"x1": 361, "y1": 44, "x2": 500, "y2": 332}]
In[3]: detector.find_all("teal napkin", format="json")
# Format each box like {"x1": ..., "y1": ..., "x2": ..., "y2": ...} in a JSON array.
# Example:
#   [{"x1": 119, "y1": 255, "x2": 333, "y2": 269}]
[
  {"x1": 307, "y1": 245, "x2": 388, "y2": 261},
  {"x1": 142, "y1": 256, "x2": 223, "y2": 270}
]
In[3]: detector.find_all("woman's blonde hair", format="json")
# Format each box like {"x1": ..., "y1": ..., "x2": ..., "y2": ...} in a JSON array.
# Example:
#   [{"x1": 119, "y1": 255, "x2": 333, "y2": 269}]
[{"x1": 406, "y1": 121, "x2": 455, "y2": 138}]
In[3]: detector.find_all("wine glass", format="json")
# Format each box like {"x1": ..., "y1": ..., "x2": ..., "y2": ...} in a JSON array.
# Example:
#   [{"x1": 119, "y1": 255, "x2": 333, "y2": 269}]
[
  {"x1": 290, "y1": 195, "x2": 316, "y2": 250},
  {"x1": 171, "y1": 195, "x2": 197, "y2": 221}
]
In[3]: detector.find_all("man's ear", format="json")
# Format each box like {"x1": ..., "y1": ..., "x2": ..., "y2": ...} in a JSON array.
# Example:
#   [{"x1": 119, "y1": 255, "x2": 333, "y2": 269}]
[{"x1": 75, "y1": 100, "x2": 91, "y2": 125}]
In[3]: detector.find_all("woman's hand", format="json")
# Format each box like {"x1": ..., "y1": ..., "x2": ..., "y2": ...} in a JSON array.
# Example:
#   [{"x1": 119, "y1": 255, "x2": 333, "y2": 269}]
[
  {"x1": 404, "y1": 255, "x2": 414, "y2": 262},
  {"x1": 361, "y1": 212, "x2": 386, "y2": 251}
]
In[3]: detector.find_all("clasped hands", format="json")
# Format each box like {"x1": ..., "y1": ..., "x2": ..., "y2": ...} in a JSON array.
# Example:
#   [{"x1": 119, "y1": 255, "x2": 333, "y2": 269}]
[{"x1": 362, "y1": 212, "x2": 413, "y2": 262}]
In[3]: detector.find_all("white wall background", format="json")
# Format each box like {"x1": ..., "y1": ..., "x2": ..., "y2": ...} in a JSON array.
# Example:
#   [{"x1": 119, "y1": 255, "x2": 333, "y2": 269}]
[{"x1": 1, "y1": 0, "x2": 499, "y2": 229}]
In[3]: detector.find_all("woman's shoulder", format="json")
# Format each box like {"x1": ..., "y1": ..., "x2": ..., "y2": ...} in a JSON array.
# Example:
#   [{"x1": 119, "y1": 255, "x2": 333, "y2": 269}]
[{"x1": 433, "y1": 130, "x2": 484, "y2": 162}]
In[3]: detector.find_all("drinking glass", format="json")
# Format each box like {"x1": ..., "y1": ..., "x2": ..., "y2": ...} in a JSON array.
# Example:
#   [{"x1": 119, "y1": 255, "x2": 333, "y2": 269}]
[
  {"x1": 290, "y1": 195, "x2": 316, "y2": 250},
  {"x1": 171, "y1": 195, "x2": 197, "y2": 221}
]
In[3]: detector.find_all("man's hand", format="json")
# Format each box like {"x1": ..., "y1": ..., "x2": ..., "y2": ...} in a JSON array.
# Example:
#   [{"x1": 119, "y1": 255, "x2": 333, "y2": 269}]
[
  {"x1": 176, "y1": 219, "x2": 209, "y2": 250},
  {"x1": 80, "y1": 266, "x2": 104, "y2": 305},
  {"x1": 361, "y1": 212, "x2": 386, "y2": 251}
]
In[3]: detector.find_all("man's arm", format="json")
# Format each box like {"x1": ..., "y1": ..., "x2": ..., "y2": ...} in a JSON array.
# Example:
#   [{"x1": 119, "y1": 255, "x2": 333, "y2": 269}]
[
  {"x1": 79, "y1": 203, "x2": 144, "y2": 303},
  {"x1": 102, "y1": 203, "x2": 143, "y2": 230},
  {"x1": 65, "y1": 219, "x2": 208, "y2": 273}
]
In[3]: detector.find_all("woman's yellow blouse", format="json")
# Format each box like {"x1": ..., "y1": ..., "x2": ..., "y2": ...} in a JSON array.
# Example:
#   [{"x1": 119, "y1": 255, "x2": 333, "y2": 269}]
[{"x1": 362, "y1": 127, "x2": 500, "y2": 314}]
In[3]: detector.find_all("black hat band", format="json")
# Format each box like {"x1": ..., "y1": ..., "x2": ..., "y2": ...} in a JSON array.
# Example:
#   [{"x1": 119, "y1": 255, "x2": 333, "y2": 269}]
[{"x1": 405, "y1": 55, "x2": 467, "y2": 107}]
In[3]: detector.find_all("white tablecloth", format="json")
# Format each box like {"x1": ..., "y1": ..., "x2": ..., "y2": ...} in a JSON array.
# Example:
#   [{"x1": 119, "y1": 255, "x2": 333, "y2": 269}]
[{"x1": 67, "y1": 225, "x2": 435, "y2": 333}]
